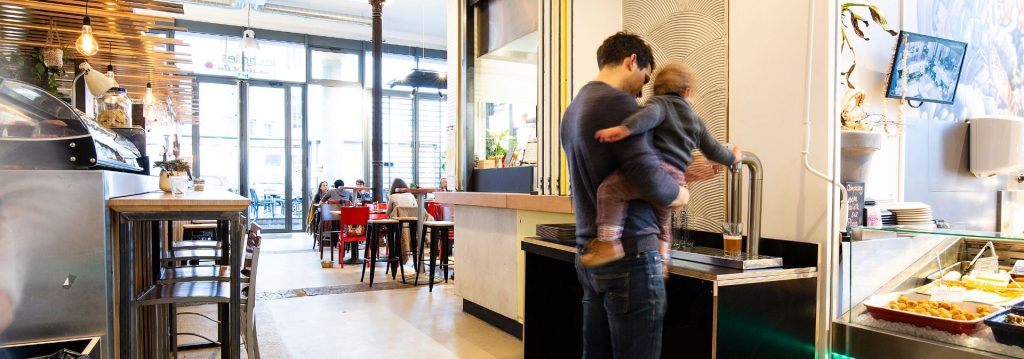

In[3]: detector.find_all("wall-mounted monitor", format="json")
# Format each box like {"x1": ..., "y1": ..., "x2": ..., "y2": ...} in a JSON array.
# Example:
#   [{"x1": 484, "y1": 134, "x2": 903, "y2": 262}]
[{"x1": 885, "y1": 31, "x2": 968, "y2": 105}]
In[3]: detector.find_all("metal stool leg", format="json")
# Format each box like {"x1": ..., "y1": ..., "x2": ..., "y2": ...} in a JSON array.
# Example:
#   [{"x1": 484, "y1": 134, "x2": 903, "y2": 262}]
[
  {"x1": 368, "y1": 225, "x2": 379, "y2": 287},
  {"x1": 361, "y1": 224, "x2": 374, "y2": 283},
  {"x1": 415, "y1": 225, "x2": 428, "y2": 285},
  {"x1": 442, "y1": 228, "x2": 451, "y2": 283},
  {"x1": 429, "y1": 227, "x2": 438, "y2": 292}
]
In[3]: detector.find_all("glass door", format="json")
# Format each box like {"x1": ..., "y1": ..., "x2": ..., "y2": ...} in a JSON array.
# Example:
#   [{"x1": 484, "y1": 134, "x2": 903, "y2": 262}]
[
  {"x1": 195, "y1": 80, "x2": 241, "y2": 194},
  {"x1": 246, "y1": 83, "x2": 303, "y2": 231}
]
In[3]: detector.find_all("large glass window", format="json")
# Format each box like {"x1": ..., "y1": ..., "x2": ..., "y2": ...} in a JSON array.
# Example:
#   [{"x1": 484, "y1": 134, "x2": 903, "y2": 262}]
[
  {"x1": 382, "y1": 94, "x2": 415, "y2": 187},
  {"x1": 196, "y1": 82, "x2": 240, "y2": 193},
  {"x1": 308, "y1": 85, "x2": 366, "y2": 186},
  {"x1": 365, "y1": 52, "x2": 417, "y2": 91},
  {"x1": 311, "y1": 50, "x2": 360, "y2": 82},
  {"x1": 418, "y1": 96, "x2": 447, "y2": 189},
  {"x1": 177, "y1": 32, "x2": 306, "y2": 82}
]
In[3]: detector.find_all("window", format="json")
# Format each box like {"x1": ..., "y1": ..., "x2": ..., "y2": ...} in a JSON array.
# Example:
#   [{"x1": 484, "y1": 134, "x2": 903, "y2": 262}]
[
  {"x1": 308, "y1": 85, "x2": 365, "y2": 186},
  {"x1": 364, "y1": 52, "x2": 417, "y2": 91},
  {"x1": 382, "y1": 94, "x2": 415, "y2": 187},
  {"x1": 418, "y1": 96, "x2": 447, "y2": 189},
  {"x1": 176, "y1": 32, "x2": 306, "y2": 82},
  {"x1": 311, "y1": 50, "x2": 360, "y2": 83}
]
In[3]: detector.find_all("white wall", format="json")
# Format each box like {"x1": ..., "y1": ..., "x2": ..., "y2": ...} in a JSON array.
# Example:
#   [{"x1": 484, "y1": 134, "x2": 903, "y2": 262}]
[
  {"x1": 571, "y1": 0, "x2": 622, "y2": 94},
  {"x1": 729, "y1": 0, "x2": 837, "y2": 355}
]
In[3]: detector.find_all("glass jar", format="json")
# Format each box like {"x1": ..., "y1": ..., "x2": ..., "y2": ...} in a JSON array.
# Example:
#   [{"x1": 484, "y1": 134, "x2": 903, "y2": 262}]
[{"x1": 94, "y1": 87, "x2": 132, "y2": 128}]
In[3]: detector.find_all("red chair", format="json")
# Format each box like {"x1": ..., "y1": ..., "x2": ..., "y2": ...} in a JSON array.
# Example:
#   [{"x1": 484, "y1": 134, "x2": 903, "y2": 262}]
[{"x1": 337, "y1": 206, "x2": 370, "y2": 268}]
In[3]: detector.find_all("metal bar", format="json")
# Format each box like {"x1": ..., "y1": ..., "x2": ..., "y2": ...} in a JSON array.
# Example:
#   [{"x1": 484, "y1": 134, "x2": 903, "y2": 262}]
[
  {"x1": 284, "y1": 86, "x2": 293, "y2": 231},
  {"x1": 118, "y1": 215, "x2": 131, "y2": 358},
  {"x1": 370, "y1": 0, "x2": 385, "y2": 202},
  {"x1": 227, "y1": 214, "x2": 242, "y2": 358}
]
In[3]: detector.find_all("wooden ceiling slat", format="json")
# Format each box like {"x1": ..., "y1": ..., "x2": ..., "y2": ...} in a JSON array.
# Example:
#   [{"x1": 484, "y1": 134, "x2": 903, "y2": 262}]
[
  {"x1": 0, "y1": 0, "x2": 176, "y2": 23},
  {"x1": 1, "y1": 0, "x2": 198, "y2": 117}
]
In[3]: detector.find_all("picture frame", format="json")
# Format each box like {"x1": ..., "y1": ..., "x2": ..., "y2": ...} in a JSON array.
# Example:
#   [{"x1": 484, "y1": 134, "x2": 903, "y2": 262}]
[{"x1": 885, "y1": 31, "x2": 968, "y2": 105}]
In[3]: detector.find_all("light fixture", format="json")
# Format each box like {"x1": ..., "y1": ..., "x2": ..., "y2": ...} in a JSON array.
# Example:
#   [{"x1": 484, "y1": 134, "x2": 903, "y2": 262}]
[
  {"x1": 104, "y1": 41, "x2": 118, "y2": 87},
  {"x1": 75, "y1": 0, "x2": 99, "y2": 56},
  {"x1": 144, "y1": 81, "x2": 155, "y2": 106},
  {"x1": 239, "y1": 5, "x2": 260, "y2": 53},
  {"x1": 70, "y1": 62, "x2": 114, "y2": 109}
]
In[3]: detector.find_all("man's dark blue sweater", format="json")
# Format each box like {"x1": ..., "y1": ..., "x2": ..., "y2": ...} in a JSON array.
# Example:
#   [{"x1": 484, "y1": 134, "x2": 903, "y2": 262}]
[{"x1": 560, "y1": 81, "x2": 681, "y2": 255}]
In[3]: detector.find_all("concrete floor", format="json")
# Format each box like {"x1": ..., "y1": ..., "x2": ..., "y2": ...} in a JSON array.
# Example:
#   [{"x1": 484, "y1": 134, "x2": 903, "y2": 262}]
[{"x1": 178, "y1": 233, "x2": 523, "y2": 358}]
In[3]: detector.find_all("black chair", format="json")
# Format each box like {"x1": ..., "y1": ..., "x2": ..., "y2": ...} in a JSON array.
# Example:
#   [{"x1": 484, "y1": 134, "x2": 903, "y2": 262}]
[
  {"x1": 361, "y1": 218, "x2": 404, "y2": 287},
  {"x1": 318, "y1": 204, "x2": 342, "y2": 262},
  {"x1": 415, "y1": 221, "x2": 454, "y2": 292}
]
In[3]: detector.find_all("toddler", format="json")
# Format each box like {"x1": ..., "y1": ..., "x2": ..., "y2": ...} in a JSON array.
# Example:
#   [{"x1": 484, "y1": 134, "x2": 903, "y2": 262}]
[{"x1": 582, "y1": 62, "x2": 742, "y2": 269}]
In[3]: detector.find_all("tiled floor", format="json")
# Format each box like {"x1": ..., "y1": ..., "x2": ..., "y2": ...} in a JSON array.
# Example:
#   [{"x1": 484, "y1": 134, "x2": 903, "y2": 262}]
[{"x1": 178, "y1": 233, "x2": 523, "y2": 358}]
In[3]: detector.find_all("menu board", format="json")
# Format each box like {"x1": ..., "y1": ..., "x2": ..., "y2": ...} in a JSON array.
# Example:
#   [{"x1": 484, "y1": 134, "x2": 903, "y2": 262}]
[{"x1": 845, "y1": 181, "x2": 865, "y2": 227}]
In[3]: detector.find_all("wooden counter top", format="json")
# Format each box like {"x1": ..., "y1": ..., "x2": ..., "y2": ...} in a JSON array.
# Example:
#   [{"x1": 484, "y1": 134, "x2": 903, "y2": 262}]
[
  {"x1": 433, "y1": 192, "x2": 574, "y2": 214},
  {"x1": 109, "y1": 190, "x2": 250, "y2": 213}
]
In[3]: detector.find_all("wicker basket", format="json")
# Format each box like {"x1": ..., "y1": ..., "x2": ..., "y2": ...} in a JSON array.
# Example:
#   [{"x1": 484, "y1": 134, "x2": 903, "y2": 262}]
[{"x1": 42, "y1": 19, "x2": 63, "y2": 69}]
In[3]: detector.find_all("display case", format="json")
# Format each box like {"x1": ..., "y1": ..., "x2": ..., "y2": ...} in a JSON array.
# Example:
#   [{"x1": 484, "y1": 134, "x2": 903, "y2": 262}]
[
  {"x1": 0, "y1": 78, "x2": 144, "y2": 173},
  {"x1": 833, "y1": 226, "x2": 1024, "y2": 358}
]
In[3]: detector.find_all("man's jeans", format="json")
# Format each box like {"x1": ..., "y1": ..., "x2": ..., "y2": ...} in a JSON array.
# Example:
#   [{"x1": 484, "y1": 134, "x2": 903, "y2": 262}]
[{"x1": 575, "y1": 249, "x2": 667, "y2": 359}]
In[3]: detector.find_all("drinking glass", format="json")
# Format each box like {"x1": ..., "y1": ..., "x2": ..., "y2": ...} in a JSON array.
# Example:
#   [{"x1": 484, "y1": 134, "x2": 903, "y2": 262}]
[{"x1": 722, "y1": 222, "x2": 743, "y2": 255}]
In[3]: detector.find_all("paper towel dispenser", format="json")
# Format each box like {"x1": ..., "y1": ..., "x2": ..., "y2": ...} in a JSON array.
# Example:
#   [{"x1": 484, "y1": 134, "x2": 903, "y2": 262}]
[{"x1": 970, "y1": 115, "x2": 1024, "y2": 177}]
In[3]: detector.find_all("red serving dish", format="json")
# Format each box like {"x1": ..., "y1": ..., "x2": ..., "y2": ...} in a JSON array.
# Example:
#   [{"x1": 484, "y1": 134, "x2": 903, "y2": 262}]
[{"x1": 864, "y1": 292, "x2": 1000, "y2": 335}]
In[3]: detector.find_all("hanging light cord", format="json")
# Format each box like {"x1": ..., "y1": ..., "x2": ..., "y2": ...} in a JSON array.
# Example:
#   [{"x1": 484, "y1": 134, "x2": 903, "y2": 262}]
[{"x1": 85, "y1": 0, "x2": 89, "y2": 17}]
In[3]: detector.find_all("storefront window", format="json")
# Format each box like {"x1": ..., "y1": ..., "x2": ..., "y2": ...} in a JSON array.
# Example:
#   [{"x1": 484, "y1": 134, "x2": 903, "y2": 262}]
[
  {"x1": 311, "y1": 50, "x2": 360, "y2": 83},
  {"x1": 308, "y1": 85, "x2": 365, "y2": 187},
  {"x1": 177, "y1": 32, "x2": 306, "y2": 82}
]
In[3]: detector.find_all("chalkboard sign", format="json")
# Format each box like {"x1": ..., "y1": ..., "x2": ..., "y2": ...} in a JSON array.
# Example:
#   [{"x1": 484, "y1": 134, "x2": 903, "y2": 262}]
[{"x1": 845, "y1": 182, "x2": 865, "y2": 227}]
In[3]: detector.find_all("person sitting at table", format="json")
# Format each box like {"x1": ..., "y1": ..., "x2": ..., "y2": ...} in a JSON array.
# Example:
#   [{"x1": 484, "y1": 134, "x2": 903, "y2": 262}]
[
  {"x1": 312, "y1": 181, "x2": 330, "y2": 204},
  {"x1": 354, "y1": 179, "x2": 373, "y2": 204},
  {"x1": 387, "y1": 178, "x2": 433, "y2": 266},
  {"x1": 320, "y1": 179, "x2": 353, "y2": 206},
  {"x1": 308, "y1": 181, "x2": 330, "y2": 237}
]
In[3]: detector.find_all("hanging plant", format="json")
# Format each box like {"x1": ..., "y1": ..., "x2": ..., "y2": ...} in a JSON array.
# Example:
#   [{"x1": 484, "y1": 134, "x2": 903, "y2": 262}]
[
  {"x1": 839, "y1": 2, "x2": 898, "y2": 89},
  {"x1": 41, "y1": 19, "x2": 65, "y2": 69}
]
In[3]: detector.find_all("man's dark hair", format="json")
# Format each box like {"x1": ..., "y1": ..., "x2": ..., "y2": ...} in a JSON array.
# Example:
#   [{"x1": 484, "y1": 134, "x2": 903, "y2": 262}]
[
  {"x1": 596, "y1": 32, "x2": 655, "y2": 71},
  {"x1": 334, "y1": 179, "x2": 344, "y2": 188}
]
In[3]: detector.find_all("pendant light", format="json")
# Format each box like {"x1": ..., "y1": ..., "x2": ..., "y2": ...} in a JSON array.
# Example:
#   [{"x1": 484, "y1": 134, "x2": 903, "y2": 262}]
[
  {"x1": 75, "y1": 0, "x2": 100, "y2": 56},
  {"x1": 104, "y1": 42, "x2": 118, "y2": 87},
  {"x1": 239, "y1": 5, "x2": 260, "y2": 53}
]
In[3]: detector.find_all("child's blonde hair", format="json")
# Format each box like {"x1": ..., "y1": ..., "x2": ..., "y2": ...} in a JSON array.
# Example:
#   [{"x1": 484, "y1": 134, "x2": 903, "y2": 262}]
[{"x1": 652, "y1": 62, "x2": 696, "y2": 96}]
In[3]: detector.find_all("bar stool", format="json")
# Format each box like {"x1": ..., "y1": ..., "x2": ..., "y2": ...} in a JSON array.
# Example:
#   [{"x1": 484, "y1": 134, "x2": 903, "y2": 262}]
[
  {"x1": 415, "y1": 221, "x2": 454, "y2": 292},
  {"x1": 135, "y1": 245, "x2": 262, "y2": 359},
  {"x1": 394, "y1": 217, "x2": 419, "y2": 266},
  {"x1": 318, "y1": 204, "x2": 343, "y2": 262},
  {"x1": 361, "y1": 218, "x2": 404, "y2": 287}
]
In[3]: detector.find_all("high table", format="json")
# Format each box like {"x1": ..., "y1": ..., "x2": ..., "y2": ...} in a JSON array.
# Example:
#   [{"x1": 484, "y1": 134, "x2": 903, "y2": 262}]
[
  {"x1": 395, "y1": 188, "x2": 439, "y2": 273},
  {"x1": 109, "y1": 190, "x2": 249, "y2": 359}
]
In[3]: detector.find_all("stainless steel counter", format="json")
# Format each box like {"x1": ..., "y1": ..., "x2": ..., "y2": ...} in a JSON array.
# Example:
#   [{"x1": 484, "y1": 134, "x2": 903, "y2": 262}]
[
  {"x1": 521, "y1": 237, "x2": 817, "y2": 285},
  {"x1": 0, "y1": 170, "x2": 156, "y2": 358}
]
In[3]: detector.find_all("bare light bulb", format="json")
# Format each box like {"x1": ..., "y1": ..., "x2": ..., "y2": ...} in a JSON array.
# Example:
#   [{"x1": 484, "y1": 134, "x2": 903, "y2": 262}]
[
  {"x1": 75, "y1": 17, "x2": 99, "y2": 56},
  {"x1": 144, "y1": 82, "x2": 155, "y2": 106}
]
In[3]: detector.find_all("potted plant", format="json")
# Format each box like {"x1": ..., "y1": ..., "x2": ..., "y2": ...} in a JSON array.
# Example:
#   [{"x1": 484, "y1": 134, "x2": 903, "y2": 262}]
[
  {"x1": 838, "y1": 3, "x2": 901, "y2": 183},
  {"x1": 154, "y1": 159, "x2": 192, "y2": 192},
  {"x1": 485, "y1": 130, "x2": 509, "y2": 168}
]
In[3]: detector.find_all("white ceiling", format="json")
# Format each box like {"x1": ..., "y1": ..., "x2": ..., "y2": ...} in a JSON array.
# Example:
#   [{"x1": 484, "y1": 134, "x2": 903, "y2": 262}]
[{"x1": 140, "y1": 0, "x2": 448, "y2": 50}]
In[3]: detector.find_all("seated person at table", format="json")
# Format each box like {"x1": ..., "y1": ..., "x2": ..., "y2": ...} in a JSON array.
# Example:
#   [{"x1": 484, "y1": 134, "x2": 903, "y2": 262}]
[
  {"x1": 320, "y1": 179, "x2": 353, "y2": 206},
  {"x1": 354, "y1": 179, "x2": 373, "y2": 204},
  {"x1": 387, "y1": 178, "x2": 433, "y2": 265}
]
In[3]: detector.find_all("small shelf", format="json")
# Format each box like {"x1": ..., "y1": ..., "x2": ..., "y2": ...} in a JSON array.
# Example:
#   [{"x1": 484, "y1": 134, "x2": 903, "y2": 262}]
[{"x1": 850, "y1": 226, "x2": 1024, "y2": 241}]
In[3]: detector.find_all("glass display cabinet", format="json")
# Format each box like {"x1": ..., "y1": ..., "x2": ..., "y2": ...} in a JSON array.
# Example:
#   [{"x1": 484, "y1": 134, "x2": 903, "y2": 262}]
[{"x1": 833, "y1": 226, "x2": 1024, "y2": 358}]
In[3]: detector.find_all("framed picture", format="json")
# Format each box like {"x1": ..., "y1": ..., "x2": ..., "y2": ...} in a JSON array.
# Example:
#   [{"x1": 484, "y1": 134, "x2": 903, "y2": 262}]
[{"x1": 885, "y1": 31, "x2": 968, "y2": 105}]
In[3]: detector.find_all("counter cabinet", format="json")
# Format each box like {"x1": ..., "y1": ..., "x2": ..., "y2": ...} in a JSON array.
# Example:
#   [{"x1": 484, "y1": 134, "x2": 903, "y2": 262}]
[
  {"x1": 834, "y1": 227, "x2": 1024, "y2": 359},
  {"x1": 522, "y1": 237, "x2": 818, "y2": 358}
]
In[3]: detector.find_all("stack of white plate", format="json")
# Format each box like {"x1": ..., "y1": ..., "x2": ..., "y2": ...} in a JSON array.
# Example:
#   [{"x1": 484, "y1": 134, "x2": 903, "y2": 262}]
[{"x1": 884, "y1": 202, "x2": 935, "y2": 229}]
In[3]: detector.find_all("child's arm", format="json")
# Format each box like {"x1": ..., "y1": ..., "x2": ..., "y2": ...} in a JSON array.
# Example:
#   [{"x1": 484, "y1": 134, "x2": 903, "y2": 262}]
[
  {"x1": 698, "y1": 124, "x2": 740, "y2": 165},
  {"x1": 595, "y1": 101, "x2": 665, "y2": 143}
]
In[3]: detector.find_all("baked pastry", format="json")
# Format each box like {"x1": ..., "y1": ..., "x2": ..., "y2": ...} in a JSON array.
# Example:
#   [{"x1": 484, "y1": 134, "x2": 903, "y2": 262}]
[{"x1": 38, "y1": 119, "x2": 68, "y2": 137}]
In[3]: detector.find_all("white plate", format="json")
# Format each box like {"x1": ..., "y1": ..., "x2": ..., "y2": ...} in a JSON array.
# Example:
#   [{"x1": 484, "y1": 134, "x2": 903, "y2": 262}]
[{"x1": 883, "y1": 202, "x2": 932, "y2": 211}]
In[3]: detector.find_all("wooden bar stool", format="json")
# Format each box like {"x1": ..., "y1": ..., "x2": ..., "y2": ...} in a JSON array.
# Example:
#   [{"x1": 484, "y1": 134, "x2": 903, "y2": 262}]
[
  {"x1": 415, "y1": 221, "x2": 454, "y2": 292},
  {"x1": 361, "y1": 218, "x2": 404, "y2": 287}
]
